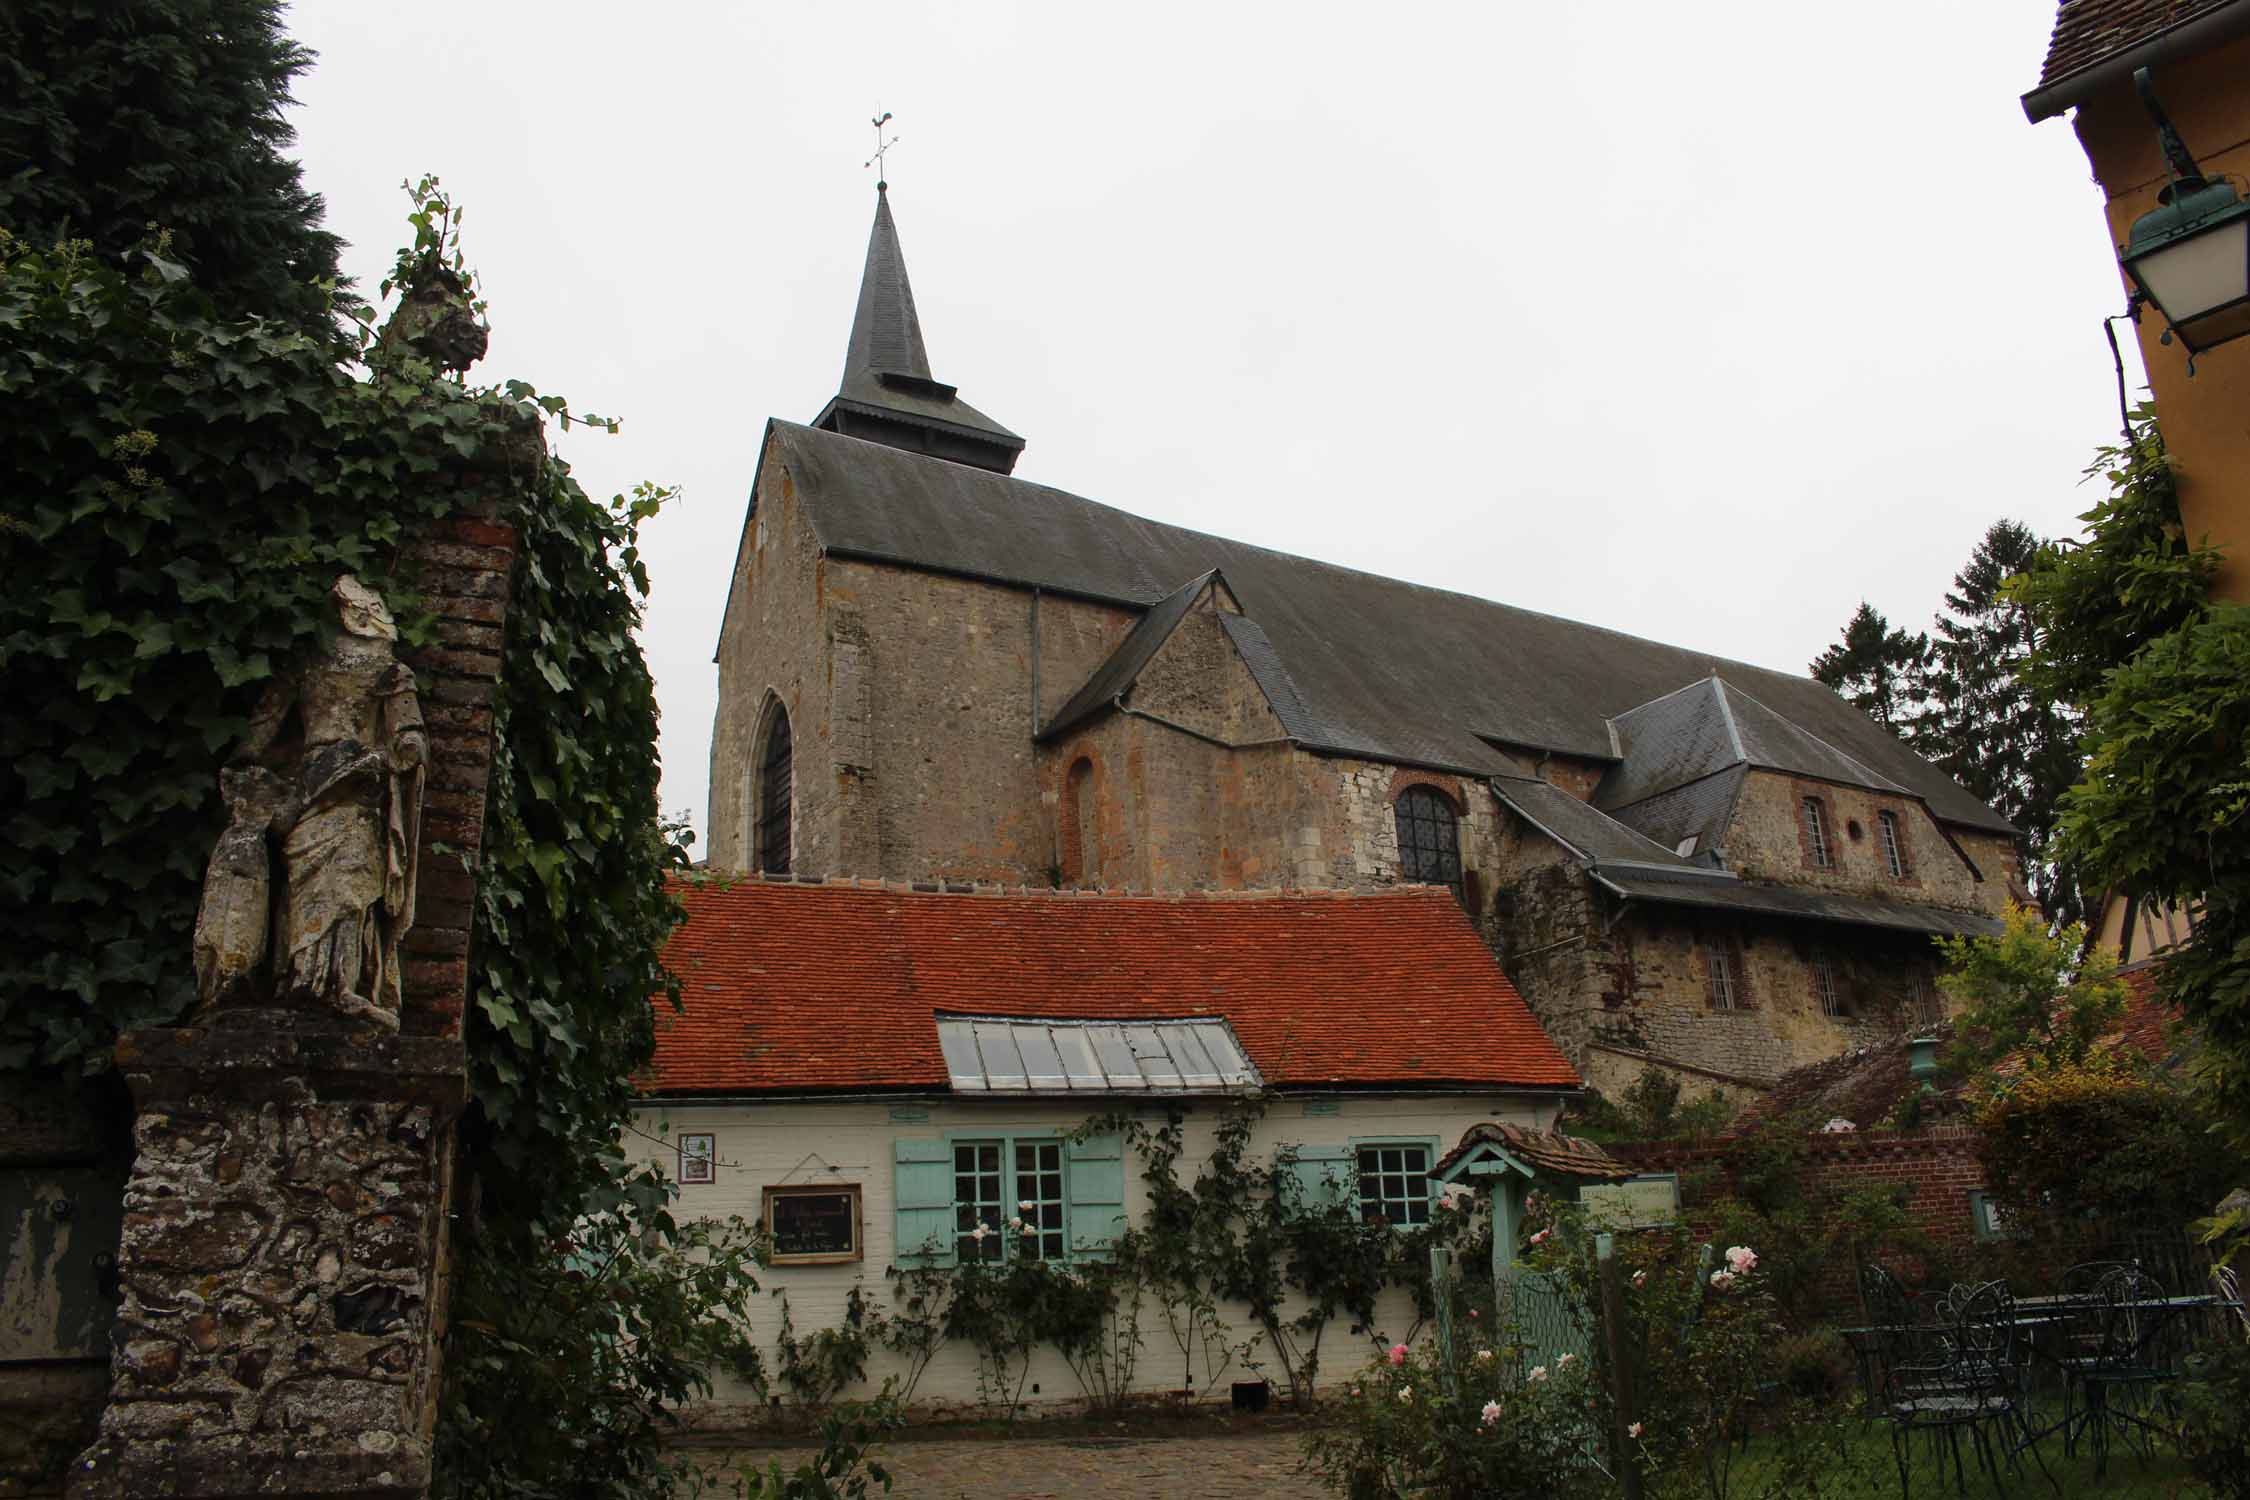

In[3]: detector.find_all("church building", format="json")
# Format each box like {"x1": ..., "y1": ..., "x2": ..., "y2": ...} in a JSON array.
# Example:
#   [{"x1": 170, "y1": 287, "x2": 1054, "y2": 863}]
[{"x1": 700, "y1": 186, "x2": 2022, "y2": 1099}]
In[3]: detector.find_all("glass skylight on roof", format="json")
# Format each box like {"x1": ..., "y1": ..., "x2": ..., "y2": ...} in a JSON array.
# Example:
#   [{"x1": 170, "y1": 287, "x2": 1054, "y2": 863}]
[{"x1": 934, "y1": 1015, "x2": 1263, "y2": 1095}]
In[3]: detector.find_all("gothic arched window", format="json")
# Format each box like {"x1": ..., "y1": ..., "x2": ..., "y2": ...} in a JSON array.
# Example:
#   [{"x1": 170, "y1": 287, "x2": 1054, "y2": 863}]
[
  {"x1": 755, "y1": 702, "x2": 792, "y2": 875},
  {"x1": 1394, "y1": 787, "x2": 1462, "y2": 900}
]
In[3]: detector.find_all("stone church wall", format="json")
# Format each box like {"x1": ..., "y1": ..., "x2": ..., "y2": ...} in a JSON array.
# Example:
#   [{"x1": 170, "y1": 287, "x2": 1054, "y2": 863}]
[
  {"x1": 709, "y1": 446, "x2": 834, "y2": 872},
  {"x1": 1725, "y1": 771, "x2": 1995, "y2": 914}
]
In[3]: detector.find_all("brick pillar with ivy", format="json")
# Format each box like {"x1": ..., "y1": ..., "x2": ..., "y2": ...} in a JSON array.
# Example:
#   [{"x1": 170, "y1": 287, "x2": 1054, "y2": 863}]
[{"x1": 67, "y1": 292, "x2": 534, "y2": 1500}]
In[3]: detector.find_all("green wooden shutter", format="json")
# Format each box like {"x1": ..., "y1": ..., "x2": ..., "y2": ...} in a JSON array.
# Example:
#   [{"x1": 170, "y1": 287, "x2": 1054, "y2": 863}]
[
  {"x1": 1279, "y1": 1142, "x2": 1353, "y2": 1213},
  {"x1": 894, "y1": 1137, "x2": 954, "y2": 1265},
  {"x1": 1065, "y1": 1131, "x2": 1125, "y2": 1258}
]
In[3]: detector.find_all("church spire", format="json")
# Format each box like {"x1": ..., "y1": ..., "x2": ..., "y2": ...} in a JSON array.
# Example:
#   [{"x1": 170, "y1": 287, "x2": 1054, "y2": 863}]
[{"x1": 811, "y1": 186, "x2": 1025, "y2": 475}]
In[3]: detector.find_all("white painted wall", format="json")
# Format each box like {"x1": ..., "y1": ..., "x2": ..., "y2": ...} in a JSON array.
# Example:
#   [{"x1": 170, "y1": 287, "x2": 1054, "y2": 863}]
[{"x1": 626, "y1": 1091, "x2": 1558, "y2": 1419}]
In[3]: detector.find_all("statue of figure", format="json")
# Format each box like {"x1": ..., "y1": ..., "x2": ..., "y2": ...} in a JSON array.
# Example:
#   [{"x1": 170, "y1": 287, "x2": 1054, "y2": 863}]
[{"x1": 191, "y1": 575, "x2": 426, "y2": 1030}]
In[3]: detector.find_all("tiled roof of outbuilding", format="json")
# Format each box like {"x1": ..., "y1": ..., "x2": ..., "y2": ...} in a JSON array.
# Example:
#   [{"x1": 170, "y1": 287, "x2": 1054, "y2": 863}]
[
  {"x1": 645, "y1": 878, "x2": 1581, "y2": 1097},
  {"x1": 2034, "y1": 0, "x2": 2234, "y2": 89},
  {"x1": 760, "y1": 423, "x2": 2014, "y2": 835}
]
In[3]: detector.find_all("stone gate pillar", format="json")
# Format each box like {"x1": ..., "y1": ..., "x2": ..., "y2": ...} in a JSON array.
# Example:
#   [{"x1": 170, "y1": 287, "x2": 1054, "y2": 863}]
[{"x1": 69, "y1": 476, "x2": 526, "y2": 1500}]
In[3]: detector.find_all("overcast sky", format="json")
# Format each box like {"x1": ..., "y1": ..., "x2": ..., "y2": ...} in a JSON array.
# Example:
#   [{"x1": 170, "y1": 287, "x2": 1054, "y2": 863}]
[{"x1": 285, "y1": 1, "x2": 2137, "y2": 849}]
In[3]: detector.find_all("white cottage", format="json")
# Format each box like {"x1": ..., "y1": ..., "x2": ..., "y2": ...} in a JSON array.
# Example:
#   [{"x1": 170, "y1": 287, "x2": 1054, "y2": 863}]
[{"x1": 632, "y1": 876, "x2": 1581, "y2": 1418}]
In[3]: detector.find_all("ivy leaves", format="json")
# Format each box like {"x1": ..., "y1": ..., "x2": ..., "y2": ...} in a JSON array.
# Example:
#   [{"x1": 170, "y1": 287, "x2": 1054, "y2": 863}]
[{"x1": 0, "y1": 233, "x2": 470, "y2": 1067}]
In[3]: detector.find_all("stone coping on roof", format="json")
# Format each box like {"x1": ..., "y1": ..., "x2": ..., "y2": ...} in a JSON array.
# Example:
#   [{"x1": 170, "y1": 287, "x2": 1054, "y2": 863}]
[{"x1": 646, "y1": 876, "x2": 1582, "y2": 1097}]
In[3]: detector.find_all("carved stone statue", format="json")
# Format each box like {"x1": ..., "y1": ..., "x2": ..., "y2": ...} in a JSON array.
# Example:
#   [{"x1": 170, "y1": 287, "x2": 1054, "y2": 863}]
[{"x1": 191, "y1": 575, "x2": 426, "y2": 1030}]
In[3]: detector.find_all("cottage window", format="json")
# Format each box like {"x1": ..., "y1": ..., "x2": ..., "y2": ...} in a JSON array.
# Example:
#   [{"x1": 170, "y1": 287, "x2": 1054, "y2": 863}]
[
  {"x1": 755, "y1": 701, "x2": 793, "y2": 875},
  {"x1": 1878, "y1": 811, "x2": 1905, "y2": 878},
  {"x1": 953, "y1": 1138, "x2": 1066, "y2": 1263},
  {"x1": 1395, "y1": 787, "x2": 1463, "y2": 900},
  {"x1": 1813, "y1": 956, "x2": 1845, "y2": 1018},
  {"x1": 1356, "y1": 1143, "x2": 1433, "y2": 1227},
  {"x1": 1800, "y1": 797, "x2": 1830, "y2": 868},
  {"x1": 1705, "y1": 942, "x2": 1737, "y2": 1010}
]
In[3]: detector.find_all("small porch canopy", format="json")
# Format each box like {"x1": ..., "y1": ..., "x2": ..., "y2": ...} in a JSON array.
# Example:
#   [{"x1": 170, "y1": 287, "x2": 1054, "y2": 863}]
[{"x1": 1434, "y1": 1122, "x2": 1637, "y2": 1282}]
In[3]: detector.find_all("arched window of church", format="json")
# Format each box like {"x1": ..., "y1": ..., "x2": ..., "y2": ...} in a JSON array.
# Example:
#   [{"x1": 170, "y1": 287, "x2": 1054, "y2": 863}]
[
  {"x1": 755, "y1": 701, "x2": 793, "y2": 875},
  {"x1": 1394, "y1": 787, "x2": 1462, "y2": 901},
  {"x1": 1063, "y1": 757, "x2": 1099, "y2": 884}
]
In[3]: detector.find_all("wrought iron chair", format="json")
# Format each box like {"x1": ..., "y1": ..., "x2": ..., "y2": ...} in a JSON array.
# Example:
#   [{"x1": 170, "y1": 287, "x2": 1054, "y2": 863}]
[
  {"x1": 1882, "y1": 1280, "x2": 2048, "y2": 1498},
  {"x1": 2076, "y1": 1266, "x2": 2190, "y2": 1477},
  {"x1": 2211, "y1": 1264, "x2": 2247, "y2": 1343}
]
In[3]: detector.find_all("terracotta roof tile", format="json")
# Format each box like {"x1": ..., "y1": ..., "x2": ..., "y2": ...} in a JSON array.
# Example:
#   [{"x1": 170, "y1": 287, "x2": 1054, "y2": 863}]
[
  {"x1": 645, "y1": 878, "x2": 1581, "y2": 1096},
  {"x1": 2036, "y1": 0, "x2": 2231, "y2": 90}
]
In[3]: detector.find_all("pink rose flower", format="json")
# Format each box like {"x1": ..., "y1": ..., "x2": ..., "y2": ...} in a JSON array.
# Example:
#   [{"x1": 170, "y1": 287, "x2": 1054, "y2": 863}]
[
  {"x1": 1528, "y1": 1364, "x2": 1549, "y2": 1382},
  {"x1": 1710, "y1": 1269, "x2": 1737, "y2": 1291},
  {"x1": 1631, "y1": 1271, "x2": 1647, "y2": 1288},
  {"x1": 1725, "y1": 1245, "x2": 1759, "y2": 1274},
  {"x1": 1397, "y1": 1386, "x2": 1414, "y2": 1404},
  {"x1": 1628, "y1": 1421, "x2": 1644, "y2": 1439},
  {"x1": 1557, "y1": 1352, "x2": 1577, "y2": 1370},
  {"x1": 1529, "y1": 1229, "x2": 1552, "y2": 1246},
  {"x1": 1388, "y1": 1342, "x2": 1409, "y2": 1366},
  {"x1": 1480, "y1": 1399, "x2": 1502, "y2": 1427}
]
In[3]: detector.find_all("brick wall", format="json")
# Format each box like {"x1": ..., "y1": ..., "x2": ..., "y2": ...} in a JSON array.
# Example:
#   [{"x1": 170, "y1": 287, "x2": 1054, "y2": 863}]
[
  {"x1": 1611, "y1": 1124, "x2": 1989, "y2": 1317},
  {"x1": 394, "y1": 490, "x2": 523, "y2": 1039}
]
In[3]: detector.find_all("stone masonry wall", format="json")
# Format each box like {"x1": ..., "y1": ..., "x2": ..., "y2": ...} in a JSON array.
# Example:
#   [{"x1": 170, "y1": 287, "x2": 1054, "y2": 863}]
[
  {"x1": 708, "y1": 444, "x2": 832, "y2": 873},
  {"x1": 73, "y1": 1038, "x2": 461, "y2": 1500},
  {"x1": 1725, "y1": 772, "x2": 1997, "y2": 916},
  {"x1": 1583, "y1": 907, "x2": 1944, "y2": 1092},
  {"x1": 1124, "y1": 585, "x2": 1287, "y2": 747}
]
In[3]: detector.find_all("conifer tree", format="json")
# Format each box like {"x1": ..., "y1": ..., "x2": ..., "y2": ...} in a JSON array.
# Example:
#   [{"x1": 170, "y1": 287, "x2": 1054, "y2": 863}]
[
  {"x1": 1809, "y1": 601, "x2": 1929, "y2": 728},
  {"x1": 1916, "y1": 520, "x2": 2086, "y2": 925},
  {"x1": 0, "y1": 0, "x2": 346, "y2": 334}
]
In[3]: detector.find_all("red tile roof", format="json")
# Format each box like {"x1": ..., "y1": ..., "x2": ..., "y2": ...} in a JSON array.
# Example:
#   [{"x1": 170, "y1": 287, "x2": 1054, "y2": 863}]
[
  {"x1": 2035, "y1": 0, "x2": 2231, "y2": 90},
  {"x1": 646, "y1": 878, "x2": 1581, "y2": 1096}
]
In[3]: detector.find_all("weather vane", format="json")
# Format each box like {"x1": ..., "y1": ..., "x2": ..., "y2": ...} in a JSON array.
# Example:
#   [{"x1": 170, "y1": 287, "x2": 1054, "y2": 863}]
[{"x1": 865, "y1": 111, "x2": 899, "y2": 189}]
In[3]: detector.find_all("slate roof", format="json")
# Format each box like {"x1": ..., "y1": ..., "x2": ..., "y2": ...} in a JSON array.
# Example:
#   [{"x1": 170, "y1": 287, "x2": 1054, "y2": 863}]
[
  {"x1": 762, "y1": 422, "x2": 2014, "y2": 834},
  {"x1": 1039, "y1": 570, "x2": 1218, "y2": 742},
  {"x1": 1601, "y1": 768, "x2": 1745, "y2": 860},
  {"x1": 1489, "y1": 775, "x2": 1704, "y2": 871},
  {"x1": 810, "y1": 188, "x2": 1023, "y2": 453},
  {"x1": 647, "y1": 878, "x2": 1582, "y2": 1096},
  {"x1": 1589, "y1": 866, "x2": 2006, "y2": 939},
  {"x1": 2032, "y1": 0, "x2": 2236, "y2": 91},
  {"x1": 1598, "y1": 676, "x2": 1909, "y2": 811}
]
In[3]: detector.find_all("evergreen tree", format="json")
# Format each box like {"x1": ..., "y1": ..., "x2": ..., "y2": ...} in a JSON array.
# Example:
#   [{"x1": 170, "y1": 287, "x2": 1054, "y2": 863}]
[
  {"x1": 1809, "y1": 601, "x2": 1930, "y2": 728},
  {"x1": 1917, "y1": 520, "x2": 2087, "y2": 926},
  {"x1": 0, "y1": 0, "x2": 346, "y2": 334}
]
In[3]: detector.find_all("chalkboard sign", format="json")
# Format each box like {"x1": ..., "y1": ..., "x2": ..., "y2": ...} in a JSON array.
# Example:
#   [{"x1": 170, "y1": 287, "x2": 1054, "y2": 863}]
[{"x1": 764, "y1": 1186, "x2": 862, "y2": 1263}]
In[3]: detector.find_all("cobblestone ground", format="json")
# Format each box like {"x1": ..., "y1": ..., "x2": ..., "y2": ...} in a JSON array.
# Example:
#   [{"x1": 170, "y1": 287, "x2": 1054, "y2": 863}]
[{"x1": 688, "y1": 1431, "x2": 1328, "y2": 1499}]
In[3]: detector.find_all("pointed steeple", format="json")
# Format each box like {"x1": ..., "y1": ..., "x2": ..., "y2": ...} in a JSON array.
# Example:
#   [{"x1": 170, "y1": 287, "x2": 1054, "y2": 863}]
[{"x1": 812, "y1": 186, "x2": 1025, "y2": 474}]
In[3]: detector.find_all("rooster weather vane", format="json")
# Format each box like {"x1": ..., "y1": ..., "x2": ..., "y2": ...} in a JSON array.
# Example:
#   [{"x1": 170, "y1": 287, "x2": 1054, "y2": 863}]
[{"x1": 866, "y1": 111, "x2": 899, "y2": 189}]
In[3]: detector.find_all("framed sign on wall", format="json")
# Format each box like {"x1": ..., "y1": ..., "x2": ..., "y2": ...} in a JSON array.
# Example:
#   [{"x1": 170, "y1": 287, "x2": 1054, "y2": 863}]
[
  {"x1": 763, "y1": 1185, "x2": 863, "y2": 1264},
  {"x1": 677, "y1": 1133, "x2": 716, "y2": 1185}
]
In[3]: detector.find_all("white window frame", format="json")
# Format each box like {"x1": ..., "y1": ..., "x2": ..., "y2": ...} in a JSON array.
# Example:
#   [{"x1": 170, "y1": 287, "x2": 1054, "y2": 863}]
[
  {"x1": 1801, "y1": 797, "x2": 1831, "y2": 868},
  {"x1": 1706, "y1": 942, "x2": 1737, "y2": 1011},
  {"x1": 1878, "y1": 811, "x2": 1905, "y2": 878}
]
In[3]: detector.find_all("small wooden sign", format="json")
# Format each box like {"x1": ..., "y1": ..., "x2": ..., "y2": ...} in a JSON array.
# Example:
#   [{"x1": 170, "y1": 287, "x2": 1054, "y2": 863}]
[{"x1": 1580, "y1": 1172, "x2": 1679, "y2": 1228}]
